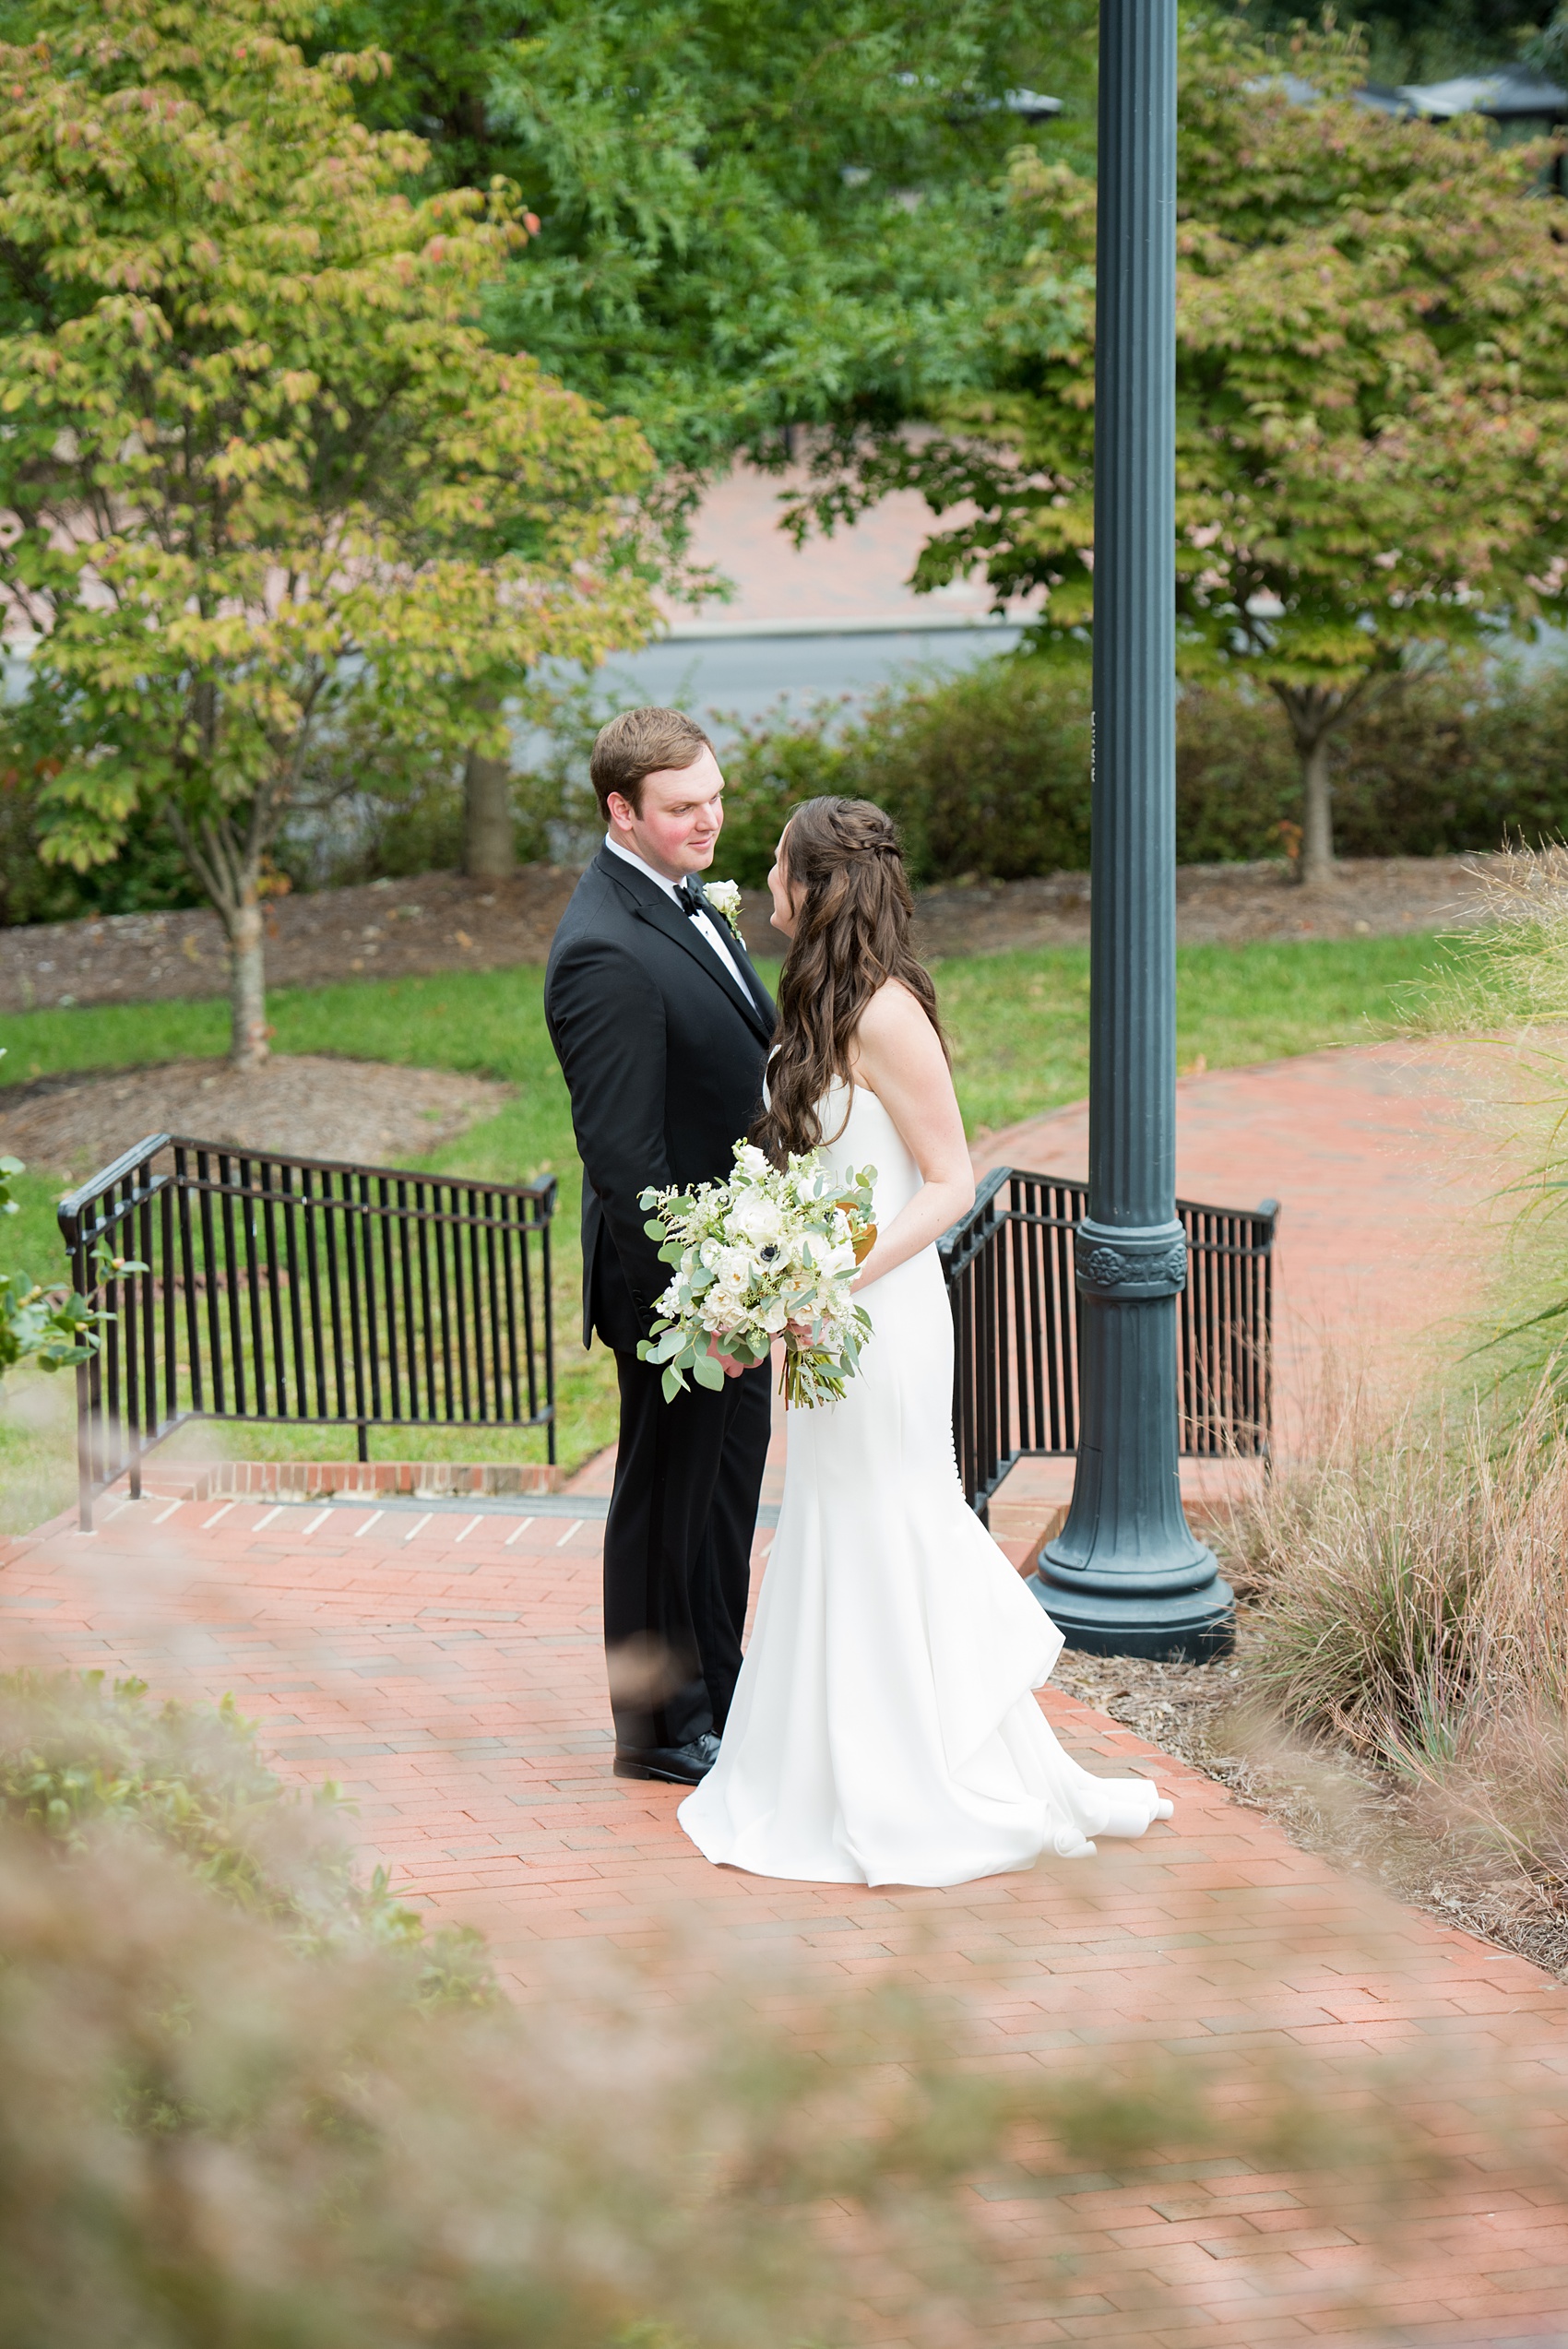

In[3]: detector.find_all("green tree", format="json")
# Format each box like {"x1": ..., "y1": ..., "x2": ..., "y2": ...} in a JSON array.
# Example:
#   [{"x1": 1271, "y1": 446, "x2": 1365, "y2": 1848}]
[
  {"x1": 305, "y1": 1, "x2": 1096, "y2": 875},
  {"x1": 799, "y1": 14, "x2": 1568, "y2": 884},
  {"x1": 0, "y1": 0, "x2": 656, "y2": 1060},
  {"x1": 1229, "y1": 0, "x2": 1551, "y2": 86},
  {"x1": 1529, "y1": 0, "x2": 1568, "y2": 73},
  {"x1": 321, "y1": 0, "x2": 1096, "y2": 471}
]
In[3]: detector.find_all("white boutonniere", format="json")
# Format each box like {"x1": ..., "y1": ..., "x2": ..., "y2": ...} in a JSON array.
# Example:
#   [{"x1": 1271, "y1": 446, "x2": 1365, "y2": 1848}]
[{"x1": 703, "y1": 879, "x2": 744, "y2": 943}]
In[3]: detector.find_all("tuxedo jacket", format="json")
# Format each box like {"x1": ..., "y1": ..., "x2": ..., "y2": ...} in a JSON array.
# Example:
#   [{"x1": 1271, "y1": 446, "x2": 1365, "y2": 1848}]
[{"x1": 544, "y1": 848, "x2": 777, "y2": 1351}]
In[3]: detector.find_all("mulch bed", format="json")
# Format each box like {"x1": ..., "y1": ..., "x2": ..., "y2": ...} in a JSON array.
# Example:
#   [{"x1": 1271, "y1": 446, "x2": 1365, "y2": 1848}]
[
  {"x1": 0, "y1": 1056, "x2": 513, "y2": 1183},
  {"x1": 0, "y1": 868, "x2": 586, "y2": 1018},
  {"x1": 0, "y1": 852, "x2": 1503, "y2": 1017}
]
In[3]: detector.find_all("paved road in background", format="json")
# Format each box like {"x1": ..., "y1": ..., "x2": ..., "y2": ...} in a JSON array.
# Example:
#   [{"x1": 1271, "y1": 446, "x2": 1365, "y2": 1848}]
[{"x1": 570, "y1": 622, "x2": 1029, "y2": 743}]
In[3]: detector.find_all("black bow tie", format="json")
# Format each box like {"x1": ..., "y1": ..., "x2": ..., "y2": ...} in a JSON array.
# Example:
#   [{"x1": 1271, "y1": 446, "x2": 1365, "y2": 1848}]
[{"x1": 675, "y1": 877, "x2": 706, "y2": 920}]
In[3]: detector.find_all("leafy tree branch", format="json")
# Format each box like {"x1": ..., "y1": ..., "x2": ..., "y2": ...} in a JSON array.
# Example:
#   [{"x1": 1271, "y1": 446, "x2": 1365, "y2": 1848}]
[
  {"x1": 0, "y1": 0, "x2": 659, "y2": 1061},
  {"x1": 787, "y1": 14, "x2": 1568, "y2": 884}
]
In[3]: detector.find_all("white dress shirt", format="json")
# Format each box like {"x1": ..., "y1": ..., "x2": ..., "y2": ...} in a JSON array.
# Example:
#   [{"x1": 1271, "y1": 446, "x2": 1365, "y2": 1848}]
[{"x1": 603, "y1": 834, "x2": 754, "y2": 1004}]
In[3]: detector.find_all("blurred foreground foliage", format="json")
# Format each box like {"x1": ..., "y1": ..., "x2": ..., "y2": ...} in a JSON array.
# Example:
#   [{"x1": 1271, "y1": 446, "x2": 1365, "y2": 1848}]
[
  {"x1": 0, "y1": 1670, "x2": 492, "y2": 2003},
  {"x1": 0, "y1": 1669, "x2": 1564, "y2": 2343}
]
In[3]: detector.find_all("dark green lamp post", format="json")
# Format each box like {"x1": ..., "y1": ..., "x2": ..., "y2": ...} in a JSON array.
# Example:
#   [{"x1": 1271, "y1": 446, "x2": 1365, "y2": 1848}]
[{"x1": 1028, "y1": 0, "x2": 1234, "y2": 1660}]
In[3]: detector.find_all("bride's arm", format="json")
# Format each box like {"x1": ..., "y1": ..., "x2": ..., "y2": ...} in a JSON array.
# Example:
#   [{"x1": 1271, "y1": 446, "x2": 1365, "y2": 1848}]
[{"x1": 848, "y1": 981, "x2": 974, "y2": 1290}]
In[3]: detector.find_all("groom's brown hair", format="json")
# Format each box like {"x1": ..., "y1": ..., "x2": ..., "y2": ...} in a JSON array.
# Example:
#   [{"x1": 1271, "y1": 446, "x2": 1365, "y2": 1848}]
[{"x1": 590, "y1": 706, "x2": 712, "y2": 821}]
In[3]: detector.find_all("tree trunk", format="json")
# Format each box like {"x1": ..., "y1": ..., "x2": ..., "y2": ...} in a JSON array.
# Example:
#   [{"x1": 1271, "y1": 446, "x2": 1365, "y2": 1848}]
[
  {"x1": 227, "y1": 896, "x2": 269, "y2": 1068},
  {"x1": 463, "y1": 743, "x2": 515, "y2": 880},
  {"x1": 1299, "y1": 731, "x2": 1336, "y2": 887},
  {"x1": 1272, "y1": 681, "x2": 1348, "y2": 891}
]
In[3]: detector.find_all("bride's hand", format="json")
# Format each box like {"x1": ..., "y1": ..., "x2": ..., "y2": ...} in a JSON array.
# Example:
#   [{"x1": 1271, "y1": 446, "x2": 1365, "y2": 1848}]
[{"x1": 707, "y1": 1336, "x2": 746, "y2": 1380}]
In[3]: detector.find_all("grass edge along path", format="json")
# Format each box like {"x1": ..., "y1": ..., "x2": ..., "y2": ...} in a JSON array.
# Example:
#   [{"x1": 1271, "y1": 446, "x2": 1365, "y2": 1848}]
[{"x1": 0, "y1": 931, "x2": 1456, "y2": 1524}]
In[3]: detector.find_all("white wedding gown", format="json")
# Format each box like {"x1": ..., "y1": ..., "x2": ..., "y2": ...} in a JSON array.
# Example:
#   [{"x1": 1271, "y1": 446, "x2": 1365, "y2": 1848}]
[{"x1": 678, "y1": 1082, "x2": 1172, "y2": 1888}]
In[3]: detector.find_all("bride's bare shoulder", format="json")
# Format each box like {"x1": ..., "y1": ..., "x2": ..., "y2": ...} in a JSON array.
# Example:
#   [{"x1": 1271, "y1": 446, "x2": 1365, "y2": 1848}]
[
  {"x1": 854, "y1": 977, "x2": 927, "y2": 1041},
  {"x1": 850, "y1": 979, "x2": 944, "y2": 1080}
]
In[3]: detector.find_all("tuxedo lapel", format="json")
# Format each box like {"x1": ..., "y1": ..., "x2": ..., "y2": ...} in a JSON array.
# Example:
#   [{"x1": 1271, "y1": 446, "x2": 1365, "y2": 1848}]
[
  {"x1": 596, "y1": 848, "x2": 774, "y2": 1043},
  {"x1": 634, "y1": 892, "x2": 775, "y2": 1040}
]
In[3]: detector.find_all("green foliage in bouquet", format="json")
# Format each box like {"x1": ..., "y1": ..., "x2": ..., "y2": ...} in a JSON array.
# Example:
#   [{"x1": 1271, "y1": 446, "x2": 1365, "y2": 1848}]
[{"x1": 637, "y1": 1143, "x2": 877, "y2": 1407}]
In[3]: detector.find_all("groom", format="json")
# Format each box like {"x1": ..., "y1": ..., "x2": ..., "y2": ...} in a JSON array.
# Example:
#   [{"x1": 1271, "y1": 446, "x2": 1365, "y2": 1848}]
[{"x1": 544, "y1": 707, "x2": 776, "y2": 1785}]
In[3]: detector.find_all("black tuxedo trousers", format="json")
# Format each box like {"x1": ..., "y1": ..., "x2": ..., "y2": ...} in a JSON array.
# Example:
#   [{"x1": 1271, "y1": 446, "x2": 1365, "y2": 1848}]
[
  {"x1": 543, "y1": 848, "x2": 776, "y2": 1753},
  {"x1": 607, "y1": 1348, "x2": 770, "y2": 1750}
]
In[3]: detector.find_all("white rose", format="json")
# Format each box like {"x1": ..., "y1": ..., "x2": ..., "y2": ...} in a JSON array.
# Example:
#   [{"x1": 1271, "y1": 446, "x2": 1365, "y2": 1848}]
[
  {"x1": 733, "y1": 1143, "x2": 771, "y2": 1180},
  {"x1": 806, "y1": 1237, "x2": 856, "y2": 1279},
  {"x1": 727, "y1": 1192, "x2": 786, "y2": 1248},
  {"x1": 712, "y1": 1247, "x2": 753, "y2": 1292}
]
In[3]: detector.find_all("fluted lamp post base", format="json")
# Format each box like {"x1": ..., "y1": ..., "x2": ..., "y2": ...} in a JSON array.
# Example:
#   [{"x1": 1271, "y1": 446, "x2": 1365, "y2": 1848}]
[
  {"x1": 1029, "y1": 1561, "x2": 1235, "y2": 1664},
  {"x1": 1028, "y1": 1217, "x2": 1235, "y2": 1662}
]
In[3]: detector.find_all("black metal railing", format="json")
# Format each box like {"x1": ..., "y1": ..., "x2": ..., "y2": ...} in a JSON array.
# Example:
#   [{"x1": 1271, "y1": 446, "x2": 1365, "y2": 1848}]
[
  {"x1": 939, "y1": 1168, "x2": 1277, "y2": 1521},
  {"x1": 59, "y1": 1134, "x2": 557, "y2": 1528}
]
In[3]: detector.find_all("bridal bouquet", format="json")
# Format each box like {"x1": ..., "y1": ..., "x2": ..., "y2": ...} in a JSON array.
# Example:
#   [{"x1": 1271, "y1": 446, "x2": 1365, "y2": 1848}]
[{"x1": 637, "y1": 1142, "x2": 877, "y2": 1408}]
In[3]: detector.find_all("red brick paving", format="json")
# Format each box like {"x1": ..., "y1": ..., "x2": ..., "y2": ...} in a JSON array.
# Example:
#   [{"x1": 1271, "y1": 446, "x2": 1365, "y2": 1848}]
[
  {"x1": 3, "y1": 1043, "x2": 1565, "y2": 2343},
  {"x1": 3, "y1": 1486, "x2": 1566, "y2": 2342}
]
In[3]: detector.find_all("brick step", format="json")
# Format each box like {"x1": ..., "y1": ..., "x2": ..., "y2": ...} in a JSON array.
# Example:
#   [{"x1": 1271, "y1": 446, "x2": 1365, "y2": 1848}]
[{"x1": 101, "y1": 1457, "x2": 565, "y2": 1505}]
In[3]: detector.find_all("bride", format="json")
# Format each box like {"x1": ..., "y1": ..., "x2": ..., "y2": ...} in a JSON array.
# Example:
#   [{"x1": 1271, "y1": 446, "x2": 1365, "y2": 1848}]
[{"x1": 678, "y1": 797, "x2": 1173, "y2": 1888}]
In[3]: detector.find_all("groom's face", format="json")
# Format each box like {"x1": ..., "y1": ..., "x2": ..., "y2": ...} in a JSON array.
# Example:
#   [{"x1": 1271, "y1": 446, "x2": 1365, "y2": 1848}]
[{"x1": 608, "y1": 746, "x2": 726, "y2": 881}]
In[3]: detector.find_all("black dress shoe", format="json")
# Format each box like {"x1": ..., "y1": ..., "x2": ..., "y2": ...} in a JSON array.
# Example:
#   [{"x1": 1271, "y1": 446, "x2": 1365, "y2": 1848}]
[{"x1": 612, "y1": 1732, "x2": 720, "y2": 1785}]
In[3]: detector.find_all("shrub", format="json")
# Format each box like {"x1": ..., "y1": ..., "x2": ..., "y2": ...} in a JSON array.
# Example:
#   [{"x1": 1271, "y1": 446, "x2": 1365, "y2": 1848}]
[
  {"x1": 708, "y1": 702, "x2": 855, "y2": 885},
  {"x1": 716, "y1": 653, "x2": 1568, "y2": 889},
  {"x1": 1173, "y1": 684, "x2": 1299, "y2": 862},
  {"x1": 12, "y1": 648, "x2": 1568, "y2": 913},
  {"x1": 850, "y1": 658, "x2": 1096, "y2": 883},
  {"x1": 716, "y1": 660, "x2": 1094, "y2": 887},
  {"x1": 0, "y1": 763, "x2": 200, "y2": 926}
]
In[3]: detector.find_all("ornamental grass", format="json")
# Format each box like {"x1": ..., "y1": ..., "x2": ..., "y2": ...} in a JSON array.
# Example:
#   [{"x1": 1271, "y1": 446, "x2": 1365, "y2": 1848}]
[{"x1": 1233, "y1": 1373, "x2": 1568, "y2": 1897}]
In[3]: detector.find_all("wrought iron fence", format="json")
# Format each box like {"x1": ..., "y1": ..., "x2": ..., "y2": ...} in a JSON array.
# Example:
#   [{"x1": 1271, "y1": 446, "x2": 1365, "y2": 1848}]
[
  {"x1": 939, "y1": 1168, "x2": 1277, "y2": 1521},
  {"x1": 59, "y1": 1134, "x2": 557, "y2": 1529}
]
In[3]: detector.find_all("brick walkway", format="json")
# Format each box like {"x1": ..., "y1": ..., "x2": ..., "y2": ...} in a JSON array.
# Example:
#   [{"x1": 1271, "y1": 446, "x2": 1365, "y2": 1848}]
[
  {"x1": 984, "y1": 1037, "x2": 1491, "y2": 1379},
  {"x1": 982, "y1": 1038, "x2": 1497, "y2": 1532},
  {"x1": 3, "y1": 1043, "x2": 1565, "y2": 2343}
]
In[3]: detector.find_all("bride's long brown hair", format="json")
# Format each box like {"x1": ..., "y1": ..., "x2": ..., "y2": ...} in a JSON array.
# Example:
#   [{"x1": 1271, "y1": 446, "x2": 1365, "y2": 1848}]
[{"x1": 752, "y1": 797, "x2": 948, "y2": 1162}]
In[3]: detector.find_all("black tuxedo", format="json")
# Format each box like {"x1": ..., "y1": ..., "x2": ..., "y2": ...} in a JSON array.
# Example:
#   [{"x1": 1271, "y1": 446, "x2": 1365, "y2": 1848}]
[{"x1": 544, "y1": 848, "x2": 776, "y2": 1754}]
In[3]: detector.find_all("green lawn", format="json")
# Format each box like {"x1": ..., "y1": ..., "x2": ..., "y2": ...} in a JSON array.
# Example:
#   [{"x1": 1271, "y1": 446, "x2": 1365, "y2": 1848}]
[
  {"x1": 0, "y1": 930, "x2": 1458, "y2": 1524},
  {"x1": 942, "y1": 933, "x2": 1454, "y2": 1134}
]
